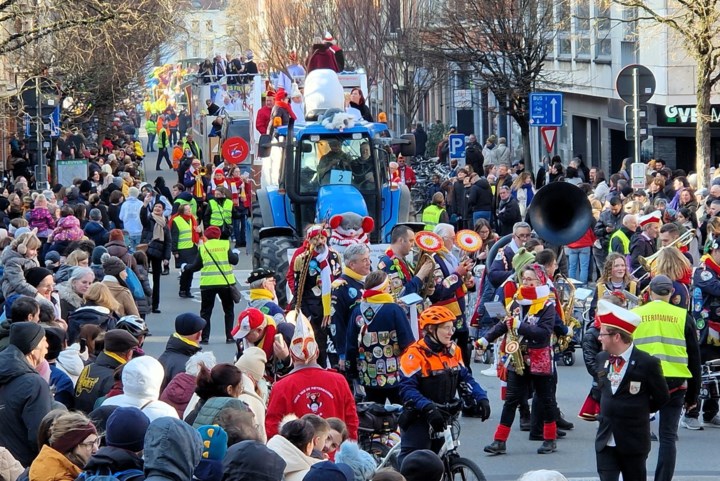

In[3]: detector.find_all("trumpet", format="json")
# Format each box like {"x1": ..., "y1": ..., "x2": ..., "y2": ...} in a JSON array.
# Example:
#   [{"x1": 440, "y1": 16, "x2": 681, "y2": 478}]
[
  {"x1": 555, "y1": 274, "x2": 581, "y2": 352},
  {"x1": 504, "y1": 315, "x2": 524, "y2": 376},
  {"x1": 634, "y1": 228, "x2": 696, "y2": 277},
  {"x1": 197, "y1": 166, "x2": 208, "y2": 176}
]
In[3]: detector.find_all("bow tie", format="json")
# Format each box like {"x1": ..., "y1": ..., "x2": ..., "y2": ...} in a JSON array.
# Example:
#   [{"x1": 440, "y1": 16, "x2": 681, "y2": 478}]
[{"x1": 609, "y1": 355, "x2": 626, "y2": 370}]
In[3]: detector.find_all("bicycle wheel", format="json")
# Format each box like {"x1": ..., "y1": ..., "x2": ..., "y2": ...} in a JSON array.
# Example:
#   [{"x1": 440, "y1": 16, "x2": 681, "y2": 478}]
[{"x1": 444, "y1": 456, "x2": 487, "y2": 481}]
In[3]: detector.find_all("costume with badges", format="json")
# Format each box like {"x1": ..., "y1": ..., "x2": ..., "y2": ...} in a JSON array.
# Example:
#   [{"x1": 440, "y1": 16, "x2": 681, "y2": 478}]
[
  {"x1": 346, "y1": 286, "x2": 414, "y2": 403},
  {"x1": 689, "y1": 254, "x2": 720, "y2": 423},
  {"x1": 377, "y1": 248, "x2": 423, "y2": 296},
  {"x1": 330, "y1": 266, "x2": 365, "y2": 367}
]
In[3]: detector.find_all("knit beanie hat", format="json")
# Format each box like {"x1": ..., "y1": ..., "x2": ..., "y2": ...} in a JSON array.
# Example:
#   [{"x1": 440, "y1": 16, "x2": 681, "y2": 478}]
[
  {"x1": 400, "y1": 449, "x2": 444, "y2": 481},
  {"x1": 334, "y1": 441, "x2": 377, "y2": 481},
  {"x1": 303, "y1": 461, "x2": 354, "y2": 481},
  {"x1": 175, "y1": 313, "x2": 207, "y2": 336},
  {"x1": 10, "y1": 322, "x2": 45, "y2": 355},
  {"x1": 101, "y1": 253, "x2": 126, "y2": 277},
  {"x1": 234, "y1": 346, "x2": 267, "y2": 382},
  {"x1": 204, "y1": 226, "x2": 221, "y2": 240},
  {"x1": 44, "y1": 326, "x2": 65, "y2": 361},
  {"x1": 511, "y1": 247, "x2": 536, "y2": 273},
  {"x1": 108, "y1": 229, "x2": 125, "y2": 242},
  {"x1": 25, "y1": 267, "x2": 53, "y2": 288},
  {"x1": 91, "y1": 246, "x2": 108, "y2": 265},
  {"x1": 105, "y1": 407, "x2": 150, "y2": 452},
  {"x1": 197, "y1": 425, "x2": 228, "y2": 460}
]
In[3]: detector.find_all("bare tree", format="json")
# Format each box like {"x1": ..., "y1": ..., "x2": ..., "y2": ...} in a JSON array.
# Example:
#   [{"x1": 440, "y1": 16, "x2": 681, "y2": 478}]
[
  {"x1": 382, "y1": 0, "x2": 447, "y2": 131},
  {"x1": 440, "y1": 0, "x2": 555, "y2": 169},
  {"x1": 608, "y1": 0, "x2": 720, "y2": 188}
]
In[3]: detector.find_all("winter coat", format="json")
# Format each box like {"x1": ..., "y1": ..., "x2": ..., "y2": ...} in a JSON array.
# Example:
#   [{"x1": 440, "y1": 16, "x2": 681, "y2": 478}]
[
  {"x1": 66, "y1": 305, "x2": 115, "y2": 344},
  {"x1": 102, "y1": 276, "x2": 139, "y2": 317},
  {"x1": 28, "y1": 208, "x2": 55, "y2": 238},
  {"x1": 306, "y1": 44, "x2": 339, "y2": 73},
  {"x1": 467, "y1": 178, "x2": 493, "y2": 213},
  {"x1": 0, "y1": 447, "x2": 23, "y2": 481},
  {"x1": 266, "y1": 435, "x2": 320, "y2": 481},
  {"x1": 496, "y1": 196, "x2": 522, "y2": 236},
  {"x1": 0, "y1": 320, "x2": 10, "y2": 351},
  {"x1": 119, "y1": 197, "x2": 144, "y2": 236},
  {"x1": 105, "y1": 240, "x2": 138, "y2": 274},
  {"x1": 187, "y1": 397, "x2": 249, "y2": 428},
  {"x1": 493, "y1": 143, "x2": 510, "y2": 165},
  {"x1": 82, "y1": 446, "x2": 144, "y2": 481},
  {"x1": 238, "y1": 374, "x2": 267, "y2": 442},
  {"x1": 28, "y1": 445, "x2": 81, "y2": 481},
  {"x1": 53, "y1": 265, "x2": 74, "y2": 284},
  {"x1": 132, "y1": 265, "x2": 152, "y2": 317},
  {"x1": 143, "y1": 418, "x2": 202, "y2": 481},
  {"x1": 74, "y1": 351, "x2": 125, "y2": 414},
  {"x1": 159, "y1": 372, "x2": 196, "y2": 418},
  {"x1": 0, "y1": 346, "x2": 52, "y2": 467},
  {"x1": 101, "y1": 357, "x2": 179, "y2": 422},
  {"x1": 50, "y1": 216, "x2": 83, "y2": 243},
  {"x1": 0, "y1": 247, "x2": 39, "y2": 300},
  {"x1": 158, "y1": 335, "x2": 202, "y2": 390},
  {"x1": 83, "y1": 221, "x2": 108, "y2": 246},
  {"x1": 56, "y1": 282, "x2": 84, "y2": 321},
  {"x1": 140, "y1": 208, "x2": 171, "y2": 261}
]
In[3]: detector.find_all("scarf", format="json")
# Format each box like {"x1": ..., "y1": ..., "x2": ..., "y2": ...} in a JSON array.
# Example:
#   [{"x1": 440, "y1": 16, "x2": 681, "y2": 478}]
[
  {"x1": 385, "y1": 248, "x2": 412, "y2": 281},
  {"x1": 250, "y1": 288, "x2": 275, "y2": 301},
  {"x1": 702, "y1": 254, "x2": 720, "y2": 276},
  {"x1": 362, "y1": 277, "x2": 393, "y2": 303},
  {"x1": 343, "y1": 265, "x2": 365, "y2": 282},
  {"x1": 152, "y1": 213, "x2": 166, "y2": 242},
  {"x1": 314, "y1": 246, "x2": 332, "y2": 317},
  {"x1": 438, "y1": 247, "x2": 460, "y2": 272},
  {"x1": 169, "y1": 212, "x2": 199, "y2": 244},
  {"x1": 514, "y1": 284, "x2": 551, "y2": 316},
  {"x1": 275, "y1": 99, "x2": 297, "y2": 120}
]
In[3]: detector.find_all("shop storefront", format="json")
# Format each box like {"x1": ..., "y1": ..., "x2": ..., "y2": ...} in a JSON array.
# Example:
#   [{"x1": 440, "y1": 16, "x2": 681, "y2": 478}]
[{"x1": 653, "y1": 104, "x2": 720, "y2": 173}]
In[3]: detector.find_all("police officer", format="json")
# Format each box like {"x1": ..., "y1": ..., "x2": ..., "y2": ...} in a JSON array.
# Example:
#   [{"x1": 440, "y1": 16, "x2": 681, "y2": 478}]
[
  {"x1": 183, "y1": 226, "x2": 239, "y2": 344},
  {"x1": 398, "y1": 306, "x2": 490, "y2": 466},
  {"x1": 331, "y1": 243, "x2": 371, "y2": 371},
  {"x1": 204, "y1": 186, "x2": 234, "y2": 239},
  {"x1": 684, "y1": 237, "x2": 720, "y2": 429},
  {"x1": 632, "y1": 274, "x2": 701, "y2": 481}
]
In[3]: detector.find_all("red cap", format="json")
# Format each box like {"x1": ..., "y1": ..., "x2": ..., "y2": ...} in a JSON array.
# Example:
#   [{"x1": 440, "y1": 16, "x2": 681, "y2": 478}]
[
  {"x1": 205, "y1": 226, "x2": 222, "y2": 240},
  {"x1": 232, "y1": 307, "x2": 267, "y2": 339}
]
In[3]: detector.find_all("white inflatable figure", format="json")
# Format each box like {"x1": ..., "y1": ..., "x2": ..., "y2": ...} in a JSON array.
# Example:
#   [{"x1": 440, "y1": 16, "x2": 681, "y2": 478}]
[
  {"x1": 321, "y1": 111, "x2": 355, "y2": 131},
  {"x1": 303, "y1": 69, "x2": 345, "y2": 120}
]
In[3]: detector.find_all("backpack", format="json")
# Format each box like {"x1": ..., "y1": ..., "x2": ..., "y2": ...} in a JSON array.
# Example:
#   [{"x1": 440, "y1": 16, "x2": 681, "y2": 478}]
[{"x1": 76, "y1": 468, "x2": 144, "y2": 481}]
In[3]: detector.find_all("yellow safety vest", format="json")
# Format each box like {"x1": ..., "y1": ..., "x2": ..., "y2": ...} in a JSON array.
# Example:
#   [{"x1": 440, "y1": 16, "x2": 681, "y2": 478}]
[
  {"x1": 199, "y1": 239, "x2": 235, "y2": 287},
  {"x1": 422, "y1": 204, "x2": 444, "y2": 231},
  {"x1": 632, "y1": 301, "x2": 692, "y2": 378},
  {"x1": 608, "y1": 229, "x2": 631, "y2": 254},
  {"x1": 173, "y1": 216, "x2": 193, "y2": 250},
  {"x1": 209, "y1": 198, "x2": 233, "y2": 227},
  {"x1": 174, "y1": 197, "x2": 197, "y2": 217}
]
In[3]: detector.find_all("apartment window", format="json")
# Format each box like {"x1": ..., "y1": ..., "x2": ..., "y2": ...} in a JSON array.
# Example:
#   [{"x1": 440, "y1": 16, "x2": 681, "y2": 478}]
[
  {"x1": 557, "y1": 0, "x2": 571, "y2": 57},
  {"x1": 595, "y1": 0, "x2": 611, "y2": 58},
  {"x1": 191, "y1": 20, "x2": 199, "y2": 33},
  {"x1": 206, "y1": 20, "x2": 214, "y2": 33},
  {"x1": 575, "y1": 0, "x2": 591, "y2": 57},
  {"x1": 623, "y1": 6, "x2": 638, "y2": 40},
  {"x1": 191, "y1": 40, "x2": 200, "y2": 58}
]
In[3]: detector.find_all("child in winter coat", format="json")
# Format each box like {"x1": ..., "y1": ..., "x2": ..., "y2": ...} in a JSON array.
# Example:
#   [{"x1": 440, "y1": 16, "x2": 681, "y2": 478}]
[
  {"x1": 28, "y1": 194, "x2": 56, "y2": 240},
  {"x1": 0, "y1": 230, "x2": 41, "y2": 300}
]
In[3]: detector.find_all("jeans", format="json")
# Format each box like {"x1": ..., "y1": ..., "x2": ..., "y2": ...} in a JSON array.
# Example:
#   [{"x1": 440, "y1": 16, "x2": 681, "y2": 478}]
[
  {"x1": 654, "y1": 389, "x2": 684, "y2": 481},
  {"x1": 127, "y1": 235, "x2": 141, "y2": 252},
  {"x1": 156, "y1": 148, "x2": 172, "y2": 169},
  {"x1": 146, "y1": 133, "x2": 156, "y2": 152},
  {"x1": 200, "y1": 286, "x2": 236, "y2": 341},
  {"x1": 566, "y1": 246, "x2": 591, "y2": 283}
]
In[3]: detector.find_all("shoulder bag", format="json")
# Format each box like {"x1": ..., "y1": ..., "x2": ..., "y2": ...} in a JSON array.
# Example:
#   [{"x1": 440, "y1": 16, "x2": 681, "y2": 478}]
[{"x1": 204, "y1": 244, "x2": 241, "y2": 303}]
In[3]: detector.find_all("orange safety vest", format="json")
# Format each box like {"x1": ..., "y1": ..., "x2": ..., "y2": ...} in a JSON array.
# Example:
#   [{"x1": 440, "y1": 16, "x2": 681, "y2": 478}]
[
  {"x1": 172, "y1": 146, "x2": 183, "y2": 169},
  {"x1": 168, "y1": 116, "x2": 179, "y2": 128}
]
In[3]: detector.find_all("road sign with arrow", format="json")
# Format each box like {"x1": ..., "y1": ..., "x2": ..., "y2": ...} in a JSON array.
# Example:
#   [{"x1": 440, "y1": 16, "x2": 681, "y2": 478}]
[{"x1": 529, "y1": 92, "x2": 563, "y2": 127}]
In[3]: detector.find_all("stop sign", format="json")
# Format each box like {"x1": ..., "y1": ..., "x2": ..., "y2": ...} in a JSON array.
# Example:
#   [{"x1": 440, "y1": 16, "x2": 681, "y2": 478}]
[{"x1": 222, "y1": 137, "x2": 249, "y2": 164}]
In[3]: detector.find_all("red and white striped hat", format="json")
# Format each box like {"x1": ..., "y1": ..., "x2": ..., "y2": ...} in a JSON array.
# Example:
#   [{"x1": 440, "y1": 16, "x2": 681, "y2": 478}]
[
  {"x1": 597, "y1": 299, "x2": 641, "y2": 335},
  {"x1": 639, "y1": 210, "x2": 662, "y2": 227}
]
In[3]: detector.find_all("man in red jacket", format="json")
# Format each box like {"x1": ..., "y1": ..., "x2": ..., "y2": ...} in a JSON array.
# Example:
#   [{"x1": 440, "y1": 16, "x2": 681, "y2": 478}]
[
  {"x1": 264, "y1": 314, "x2": 358, "y2": 440},
  {"x1": 255, "y1": 92, "x2": 274, "y2": 135},
  {"x1": 396, "y1": 155, "x2": 417, "y2": 188}
]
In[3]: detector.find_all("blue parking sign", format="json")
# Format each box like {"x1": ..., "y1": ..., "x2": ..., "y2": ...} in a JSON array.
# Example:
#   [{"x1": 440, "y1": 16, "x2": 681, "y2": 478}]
[{"x1": 449, "y1": 134, "x2": 465, "y2": 159}]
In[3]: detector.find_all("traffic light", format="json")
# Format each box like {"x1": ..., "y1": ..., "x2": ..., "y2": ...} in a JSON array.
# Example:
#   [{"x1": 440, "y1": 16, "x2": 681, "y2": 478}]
[
  {"x1": 624, "y1": 105, "x2": 648, "y2": 141},
  {"x1": 19, "y1": 77, "x2": 60, "y2": 159}
]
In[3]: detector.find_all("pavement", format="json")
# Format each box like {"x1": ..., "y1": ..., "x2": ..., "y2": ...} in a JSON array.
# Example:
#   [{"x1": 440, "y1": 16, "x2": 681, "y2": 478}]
[{"x1": 139, "y1": 156, "x2": 720, "y2": 481}]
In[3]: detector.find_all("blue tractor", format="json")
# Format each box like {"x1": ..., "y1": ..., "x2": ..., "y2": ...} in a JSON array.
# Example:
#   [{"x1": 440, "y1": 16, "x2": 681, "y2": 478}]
[{"x1": 252, "y1": 113, "x2": 415, "y2": 304}]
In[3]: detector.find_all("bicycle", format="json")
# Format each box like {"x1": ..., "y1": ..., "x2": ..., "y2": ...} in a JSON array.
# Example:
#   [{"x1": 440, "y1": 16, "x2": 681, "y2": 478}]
[
  {"x1": 356, "y1": 402, "x2": 402, "y2": 470},
  {"x1": 376, "y1": 403, "x2": 487, "y2": 481}
]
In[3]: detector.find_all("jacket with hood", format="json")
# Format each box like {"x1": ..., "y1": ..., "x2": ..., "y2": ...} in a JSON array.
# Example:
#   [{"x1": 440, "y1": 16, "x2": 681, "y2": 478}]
[
  {"x1": 28, "y1": 208, "x2": 55, "y2": 238},
  {"x1": 0, "y1": 345, "x2": 53, "y2": 467},
  {"x1": 102, "y1": 276, "x2": 139, "y2": 317},
  {"x1": 82, "y1": 446, "x2": 144, "y2": 481},
  {"x1": 83, "y1": 221, "x2": 109, "y2": 246},
  {"x1": 56, "y1": 282, "x2": 84, "y2": 321},
  {"x1": 158, "y1": 372, "x2": 195, "y2": 418},
  {"x1": 105, "y1": 241, "x2": 139, "y2": 275},
  {"x1": 53, "y1": 264, "x2": 74, "y2": 284},
  {"x1": 186, "y1": 397, "x2": 249, "y2": 428},
  {"x1": 101, "y1": 356, "x2": 178, "y2": 422},
  {"x1": 55, "y1": 344, "x2": 85, "y2": 386},
  {"x1": 238, "y1": 374, "x2": 267, "y2": 442},
  {"x1": 158, "y1": 335, "x2": 201, "y2": 390},
  {"x1": 266, "y1": 435, "x2": 320, "y2": 481},
  {"x1": 119, "y1": 197, "x2": 144, "y2": 237},
  {"x1": 28, "y1": 445, "x2": 81, "y2": 481},
  {"x1": 74, "y1": 351, "x2": 126, "y2": 414},
  {"x1": 0, "y1": 319, "x2": 10, "y2": 351},
  {"x1": 0, "y1": 446, "x2": 23, "y2": 481},
  {"x1": 143, "y1": 417, "x2": 202, "y2": 481},
  {"x1": 66, "y1": 305, "x2": 114, "y2": 344},
  {"x1": 0, "y1": 247, "x2": 39, "y2": 300},
  {"x1": 49, "y1": 216, "x2": 83, "y2": 243},
  {"x1": 222, "y1": 440, "x2": 286, "y2": 481}
]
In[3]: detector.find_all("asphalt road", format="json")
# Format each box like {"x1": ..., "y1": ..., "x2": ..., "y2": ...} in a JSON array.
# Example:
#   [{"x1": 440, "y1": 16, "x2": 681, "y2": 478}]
[{"x1": 141, "y1": 167, "x2": 720, "y2": 481}]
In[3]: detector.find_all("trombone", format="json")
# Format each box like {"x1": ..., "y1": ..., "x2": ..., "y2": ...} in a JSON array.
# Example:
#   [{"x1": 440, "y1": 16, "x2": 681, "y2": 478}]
[{"x1": 632, "y1": 228, "x2": 696, "y2": 279}]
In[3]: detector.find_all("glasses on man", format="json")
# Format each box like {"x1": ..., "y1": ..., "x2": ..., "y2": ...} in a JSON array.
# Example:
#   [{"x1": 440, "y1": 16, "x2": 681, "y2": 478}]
[{"x1": 516, "y1": 233, "x2": 531, "y2": 239}]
